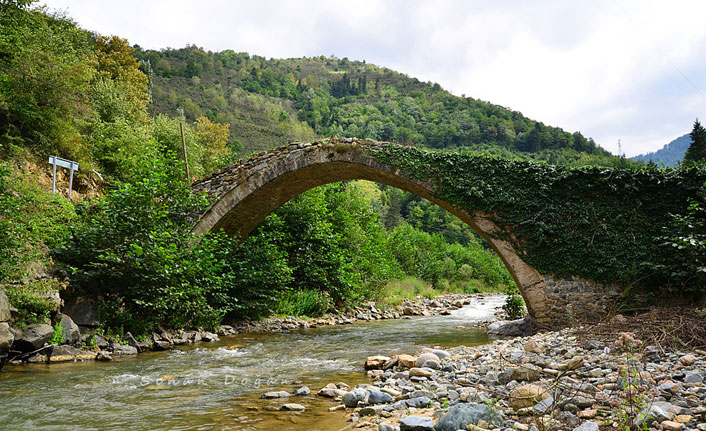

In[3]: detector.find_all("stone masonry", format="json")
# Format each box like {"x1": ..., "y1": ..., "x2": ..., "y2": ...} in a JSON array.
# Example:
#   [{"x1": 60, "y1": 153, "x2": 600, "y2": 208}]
[{"x1": 191, "y1": 138, "x2": 620, "y2": 328}]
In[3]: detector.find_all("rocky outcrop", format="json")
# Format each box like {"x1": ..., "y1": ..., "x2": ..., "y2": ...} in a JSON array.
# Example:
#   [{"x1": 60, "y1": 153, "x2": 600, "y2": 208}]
[
  {"x1": 57, "y1": 313, "x2": 80, "y2": 345},
  {"x1": 62, "y1": 296, "x2": 99, "y2": 327},
  {"x1": 14, "y1": 324, "x2": 53, "y2": 352}
]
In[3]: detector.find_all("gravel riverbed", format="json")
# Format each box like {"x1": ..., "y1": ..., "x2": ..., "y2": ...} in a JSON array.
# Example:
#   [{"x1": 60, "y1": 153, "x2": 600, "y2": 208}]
[{"x1": 264, "y1": 322, "x2": 706, "y2": 431}]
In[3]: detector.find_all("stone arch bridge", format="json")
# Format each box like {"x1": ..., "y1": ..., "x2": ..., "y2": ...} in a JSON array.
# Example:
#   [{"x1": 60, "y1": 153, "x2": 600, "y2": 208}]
[{"x1": 191, "y1": 138, "x2": 616, "y2": 328}]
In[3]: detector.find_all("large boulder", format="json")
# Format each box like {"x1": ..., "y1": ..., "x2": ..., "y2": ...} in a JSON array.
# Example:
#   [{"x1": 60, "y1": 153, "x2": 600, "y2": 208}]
[
  {"x1": 62, "y1": 296, "x2": 99, "y2": 327},
  {"x1": 14, "y1": 324, "x2": 54, "y2": 352},
  {"x1": 434, "y1": 403, "x2": 502, "y2": 431},
  {"x1": 56, "y1": 313, "x2": 80, "y2": 345},
  {"x1": 0, "y1": 322, "x2": 14, "y2": 354},
  {"x1": 48, "y1": 345, "x2": 95, "y2": 362},
  {"x1": 487, "y1": 316, "x2": 534, "y2": 337},
  {"x1": 0, "y1": 288, "x2": 11, "y2": 321}
]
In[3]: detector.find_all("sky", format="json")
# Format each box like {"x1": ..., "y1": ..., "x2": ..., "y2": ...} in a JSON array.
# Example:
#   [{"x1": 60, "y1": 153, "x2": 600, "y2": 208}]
[{"x1": 41, "y1": 0, "x2": 706, "y2": 157}]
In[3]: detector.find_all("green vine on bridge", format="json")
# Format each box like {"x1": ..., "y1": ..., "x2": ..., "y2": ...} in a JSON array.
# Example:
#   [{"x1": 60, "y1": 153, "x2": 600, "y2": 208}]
[{"x1": 370, "y1": 145, "x2": 706, "y2": 297}]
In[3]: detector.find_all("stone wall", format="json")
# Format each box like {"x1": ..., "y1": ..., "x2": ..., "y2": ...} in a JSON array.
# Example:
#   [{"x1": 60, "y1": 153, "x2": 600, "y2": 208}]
[{"x1": 539, "y1": 275, "x2": 620, "y2": 326}]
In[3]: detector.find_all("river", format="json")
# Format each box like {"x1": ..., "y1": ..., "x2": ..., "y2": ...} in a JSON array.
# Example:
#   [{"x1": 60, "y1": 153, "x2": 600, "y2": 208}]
[{"x1": 0, "y1": 295, "x2": 505, "y2": 431}]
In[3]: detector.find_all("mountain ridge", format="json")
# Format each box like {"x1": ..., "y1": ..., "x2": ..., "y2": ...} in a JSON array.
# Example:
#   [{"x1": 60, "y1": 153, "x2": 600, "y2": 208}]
[
  {"x1": 134, "y1": 46, "x2": 614, "y2": 163},
  {"x1": 631, "y1": 133, "x2": 690, "y2": 167}
]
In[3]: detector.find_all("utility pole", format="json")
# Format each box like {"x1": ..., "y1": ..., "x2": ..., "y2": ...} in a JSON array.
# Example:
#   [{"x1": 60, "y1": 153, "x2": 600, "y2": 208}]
[
  {"x1": 180, "y1": 122, "x2": 190, "y2": 182},
  {"x1": 618, "y1": 139, "x2": 622, "y2": 157}
]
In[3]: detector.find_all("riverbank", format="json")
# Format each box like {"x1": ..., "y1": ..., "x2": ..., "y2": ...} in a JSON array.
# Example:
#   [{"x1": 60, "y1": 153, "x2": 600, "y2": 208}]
[
  {"x1": 297, "y1": 313, "x2": 706, "y2": 431},
  {"x1": 0, "y1": 293, "x2": 502, "y2": 369}
]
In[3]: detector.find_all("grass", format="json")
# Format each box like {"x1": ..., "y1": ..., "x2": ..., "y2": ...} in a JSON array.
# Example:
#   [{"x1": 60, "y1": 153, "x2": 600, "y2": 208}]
[{"x1": 274, "y1": 289, "x2": 331, "y2": 318}]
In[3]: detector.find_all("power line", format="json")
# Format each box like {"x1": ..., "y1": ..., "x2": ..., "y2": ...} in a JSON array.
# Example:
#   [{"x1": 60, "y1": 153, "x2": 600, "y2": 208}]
[{"x1": 611, "y1": 0, "x2": 706, "y2": 101}]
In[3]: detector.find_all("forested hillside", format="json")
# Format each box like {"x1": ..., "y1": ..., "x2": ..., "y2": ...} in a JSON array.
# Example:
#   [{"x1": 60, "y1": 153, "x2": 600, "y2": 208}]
[
  {"x1": 1, "y1": 3, "x2": 519, "y2": 335},
  {"x1": 632, "y1": 133, "x2": 690, "y2": 167},
  {"x1": 135, "y1": 46, "x2": 615, "y2": 163}
]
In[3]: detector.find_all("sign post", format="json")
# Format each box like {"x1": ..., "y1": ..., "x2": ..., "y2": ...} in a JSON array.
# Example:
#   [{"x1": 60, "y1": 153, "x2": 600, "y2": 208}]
[{"x1": 48, "y1": 155, "x2": 79, "y2": 200}]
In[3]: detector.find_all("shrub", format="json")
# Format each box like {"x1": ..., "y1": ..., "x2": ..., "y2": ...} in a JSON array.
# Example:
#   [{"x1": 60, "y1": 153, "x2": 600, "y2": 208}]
[
  {"x1": 275, "y1": 289, "x2": 330, "y2": 317},
  {"x1": 503, "y1": 289, "x2": 526, "y2": 320},
  {"x1": 56, "y1": 145, "x2": 230, "y2": 335}
]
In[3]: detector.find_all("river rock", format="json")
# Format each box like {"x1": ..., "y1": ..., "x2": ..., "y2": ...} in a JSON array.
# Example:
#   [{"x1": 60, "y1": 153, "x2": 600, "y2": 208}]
[
  {"x1": 399, "y1": 416, "x2": 433, "y2": 431},
  {"x1": 62, "y1": 296, "x2": 99, "y2": 326},
  {"x1": 433, "y1": 403, "x2": 501, "y2": 431},
  {"x1": 636, "y1": 405, "x2": 671, "y2": 426},
  {"x1": 567, "y1": 355, "x2": 585, "y2": 370},
  {"x1": 261, "y1": 391, "x2": 291, "y2": 399},
  {"x1": 415, "y1": 353, "x2": 440, "y2": 368},
  {"x1": 280, "y1": 403, "x2": 305, "y2": 412},
  {"x1": 409, "y1": 367, "x2": 432, "y2": 378},
  {"x1": 421, "y1": 359, "x2": 440, "y2": 369},
  {"x1": 0, "y1": 288, "x2": 11, "y2": 321},
  {"x1": 680, "y1": 354, "x2": 697, "y2": 366},
  {"x1": 318, "y1": 383, "x2": 347, "y2": 398},
  {"x1": 403, "y1": 396, "x2": 431, "y2": 409},
  {"x1": 379, "y1": 423, "x2": 398, "y2": 431},
  {"x1": 512, "y1": 364, "x2": 542, "y2": 381},
  {"x1": 201, "y1": 331, "x2": 219, "y2": 342},
  {"x1": 111, "y1": 344, "x2": 138, "y2": 355},
  {"x1": 368, "y1": 390, "x2": 393, "y2": 404},
  {"x1": 487, "y1": 316, "x2": 533, "y2": 336},
  {"x1": 294, "y1": 386, "x2": 310, "y2": 396},
  {"x1": 14, "y1": 323, "x2": 53, "y2": 352},
  {"x1": 660, "y1": 422, "x2": 682, "y2": 431},
  {"x1": 572, "y1": 422, "x2": 599, "y2": 431},
  {"x1": 95, "y1": 351, "x2": 112, "y2": 361},
  {"x1": 366, "y1": 355, "x2": 390, "y2": 369},
  {"x1": 684, "y1": 372, "x2": 703, "y2": 383},
  {"x1": 360, "y1": 405, "x2": 385, "y2": 416},
  {"x1": 397, "y1": 354, "x2": 416, "y2": 368},
  {"x1": 56, "y1": 313, "x2": 80, "y2": 345},
  {"x1": 509, "y1": 385, "x2": 550, "y2": 410},
  {"x1": 431, "y1": 349, "x2": 450, "y2": 359},
  {"x1": 48, "y1": 345, "x2": 95, "y2": 362},
  {"x1": 524, "y1": 340, "x2": 543, "y2": 353},
  {"x1": 343, "y1": 388, "x2": 369, "y2": 407}
]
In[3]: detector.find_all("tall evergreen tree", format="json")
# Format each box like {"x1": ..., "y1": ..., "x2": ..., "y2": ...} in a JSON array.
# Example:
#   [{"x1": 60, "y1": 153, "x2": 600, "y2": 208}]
[{"x1": 684, "y1": 119, "x2": 706, "y2": 164}]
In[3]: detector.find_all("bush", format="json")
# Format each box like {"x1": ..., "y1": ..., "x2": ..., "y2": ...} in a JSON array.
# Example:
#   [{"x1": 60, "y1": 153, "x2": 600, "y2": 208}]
[
  {"x1": 503, "y1": 291, "x2": 526, "y2": 320},
  {"x1": 56, "y1": 145, "x2": 230, "y2": 335},
  {"x1": 275, "y1": 289, "x2": 330, "y2": 317}
]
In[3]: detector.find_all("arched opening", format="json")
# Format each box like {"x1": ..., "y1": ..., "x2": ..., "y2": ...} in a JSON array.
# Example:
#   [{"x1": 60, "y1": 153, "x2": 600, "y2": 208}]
[{"x1": 192, "y1": 143, "x2": 554, "y2": 323}]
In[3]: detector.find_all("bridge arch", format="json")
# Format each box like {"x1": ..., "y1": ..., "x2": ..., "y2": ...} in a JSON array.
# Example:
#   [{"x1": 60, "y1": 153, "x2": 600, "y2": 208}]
[{"x1": 192, "y1": 139, "x2": 615, "y2": 328}]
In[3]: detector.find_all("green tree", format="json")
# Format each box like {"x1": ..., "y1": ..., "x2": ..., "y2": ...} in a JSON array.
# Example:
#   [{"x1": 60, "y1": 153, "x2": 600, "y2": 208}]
[
  {"x1": 684, "y1": 119, "x2": 706, "y2": 164},
  {"x1": 56, "y1": 145, "x2": 229, "y2": 334}
]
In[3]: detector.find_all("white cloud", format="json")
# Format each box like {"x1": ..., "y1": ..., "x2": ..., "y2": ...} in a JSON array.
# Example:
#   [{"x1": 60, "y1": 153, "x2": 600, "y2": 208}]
[{"x1": 41, "y1": 0, "x2": 706, "y2": 156}]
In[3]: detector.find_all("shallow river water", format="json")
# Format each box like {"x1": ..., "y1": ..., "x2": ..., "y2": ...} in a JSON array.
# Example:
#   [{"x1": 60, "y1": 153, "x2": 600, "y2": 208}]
[{"x1": 0, "y1": 295, "x2": 505, "y2": 431}]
